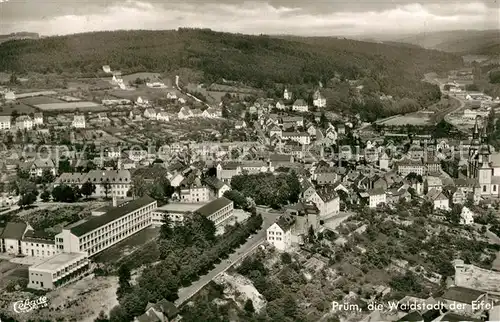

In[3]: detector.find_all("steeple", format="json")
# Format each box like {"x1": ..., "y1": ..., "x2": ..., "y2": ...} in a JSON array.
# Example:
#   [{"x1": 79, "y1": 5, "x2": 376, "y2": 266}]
[{"x1": 472, "y1": 117, "x2": 480, "y2": 139}]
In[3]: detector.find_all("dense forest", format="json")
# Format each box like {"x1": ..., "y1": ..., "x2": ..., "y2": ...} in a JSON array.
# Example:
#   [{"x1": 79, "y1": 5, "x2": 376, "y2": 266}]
[{"x1": 0, "y1": 29, "x2": 461, "y2": 108}]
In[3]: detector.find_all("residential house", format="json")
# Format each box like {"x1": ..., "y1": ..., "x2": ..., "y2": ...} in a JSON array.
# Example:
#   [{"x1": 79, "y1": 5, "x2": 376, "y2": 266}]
[
  {"x1": 216, "y1": 162, "x2": 242, "y2": 184},
  {"x1": 426, "y1": 176, "x2": 443, "y2": 192},
  {"x1": 316, "y1": 167, "x2": 339, "y2": 186},
  {"x1": 34, "y1": 113, "x2": 43, "y2": 125},
  {"x1": 0, "y1": 115, "x2": 11, "y2": 130},
  {"x1": 178, "y1": 106, "x2": 193, "y2": 119},
  {"x1": 313, "y1": 90, "x2": 326, "y2": 108},
  {"x1": 276, "y1": 100, "x2": 286, "y2": 110},
  {"x1": 202, "y1": 107, "x2": 221, "y2": 118},
  {"x1": 452, "y1": 189, "x2": 467, "y2": 205},
  {"x1": 129, "y1": 110, "x2": 142, "y2": 121},
  {"x1": 235, "y1": 121, "x2": 246, "y2": 129},
  {"x1": 307, "y1": 125, "x2": 316, "y2": 137},
  {"x1": 22, "y1": 230, "x2": 58, "y2": 258},
  {"x1": 267, "y1": 216, "x2": 295, "y2": 251},
  {"x1": 379, "y1": 152, "x2": 390, "y2": 170},
  {"x1": 459, "y1": 206, "x2": 475, "y2": 225},
  {"x1": 156, "y1": 112, "x2": 170, "y2": 122},
  {"x1": 281, "y1": 132, "x2": 310, "y2": 145},
  {"x1": 300, "y1": 180, "x2": 316, "y2": 200},
  {"x1": 134, "y1": 299, "x2": 179, "y2": 322},
  {"x1": 0, "y1": 222, "x2": 29, "y2": 255},
  {"x1": 29, "y1": 159, "x2": 56, "y2": 177},
  {"x1": 269, "y1": 125, "x2": 282, "y2": 138},
  {"x1": 368, "y1": 189, "x2": 386, "y2": 208},
  {"x1": 167, "y1": 92, "x2": 177, "y2": 100},
  {"x1": 72, "y1": 115, "x2": 86, "y2": 128},
  {"x1": 282, "y1": 116, "x2": 304, "y2": 127},
  {"x1": 292, "y1": 99, "x2": 308, "y2": 112},
  {"x1": 144, "y1": 108, "x2": 158, "y2": 119},
  {"x1": 427, "y1": 188, "x2": 450, "y2": 211},
  {"x1": 307, "y1": 187, "x2": 340, "y2": 217},
  {"x1": 180, "y1": 185, "x2": 210, "y2": 203},
  {"x1": 386, "y1": 187, "x2": 411, "y2": 204},
  {"x1": 4, "y1": 91, "x2": 16, "y2": 101},
  {"x1": 15, "y1": 115, "x2": 33, "y2": 130},
  {"x1": 204, "y1": 176, "x2": 231, "y2": 199},
  {"x1": 136, "y1": 96, "x2": 149, "y2": 106},
  {"x1": 396, "y1": 159, "x2": 426, "y2": 176}
]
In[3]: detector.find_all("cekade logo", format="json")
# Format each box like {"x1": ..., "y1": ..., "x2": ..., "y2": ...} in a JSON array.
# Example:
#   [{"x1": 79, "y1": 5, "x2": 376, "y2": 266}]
[{"x1": 12, "y1": 296, "x2": 48, "y2": 313}]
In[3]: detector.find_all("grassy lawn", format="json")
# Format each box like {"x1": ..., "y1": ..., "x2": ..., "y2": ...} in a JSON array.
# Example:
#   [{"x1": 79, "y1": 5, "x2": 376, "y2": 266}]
[
  {"x1": 93, "y1": 227, "x2": 160, "y2": 265},
  {"x1": 0, "y1": 102, "x2": 37, "y2": 115}
]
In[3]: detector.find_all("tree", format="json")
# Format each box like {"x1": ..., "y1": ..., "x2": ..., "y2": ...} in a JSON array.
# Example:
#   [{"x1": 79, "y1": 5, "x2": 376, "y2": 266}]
[
  {"x1": 40, "y1": 169, "x2": 55, "y2": 184},
  {"x1": 51, "y1": 185, "x2": 79, "y2": 203},
  {"x1": 160, "y1": 214, "x2": 173, "y2": 239},
  {"x1": 40, "y1": 190, "x2": 51, "y2": 202},
  {"x1": 244, "y1": 299, "x2": 255, "y2": 313},
  {"x1": 224, "y1": 190, "x2": 248, "y2": 209},
  {"x1": 16, "y1": 180, "x2": 38, "y2": 208},
  {"x1": 109, "y1": 305, "x2": 128, "y2": 322},
  {"x1": 103, "y1": 182, "x2": 112, "y2": 199},
  {"x1": 94, "y1": 310, "x2": 109, "y2": 322},
  {"x1": 280, "y1": 252, "x2": 292, "y2": 264},
  {"x1": 80, "y1": 181, "x2": 96, "y2": 199},
  {"x1": 58, "y1": 159, "x2": 73, "y2": 173}
]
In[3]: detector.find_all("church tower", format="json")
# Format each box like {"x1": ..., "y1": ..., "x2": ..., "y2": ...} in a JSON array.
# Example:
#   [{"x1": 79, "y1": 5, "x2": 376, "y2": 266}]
[
  {"x1": 467, "y1": 117, "x2": 482, "y2": 178},
  {"x1": 478, "y1": 123, "x2": 492, "y2": 195}
]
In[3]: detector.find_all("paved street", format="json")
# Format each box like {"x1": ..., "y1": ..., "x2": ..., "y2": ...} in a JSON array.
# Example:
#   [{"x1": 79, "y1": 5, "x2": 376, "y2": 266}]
[{"x1": 175, "y1": 210, "x2": 280, "y2": 306}]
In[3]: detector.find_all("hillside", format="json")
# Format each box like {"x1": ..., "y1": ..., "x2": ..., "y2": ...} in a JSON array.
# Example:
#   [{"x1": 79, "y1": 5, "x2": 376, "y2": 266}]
[
  {"x1": 395, "y1": 29, "x2": 500, "y2": 54},
  {"x1": 0, "y1": 32, "x2": 39, "y2": 44},
  {"x1": 0, "y1": 29, "x2": 462, "y2": 108}
]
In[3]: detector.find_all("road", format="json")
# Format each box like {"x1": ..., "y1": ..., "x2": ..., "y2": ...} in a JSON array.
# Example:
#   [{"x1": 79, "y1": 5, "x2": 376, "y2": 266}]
[
  {"x1": 174, "y1": 210, "x2": 280, "y2": 307},
  {"x1": 175, "y1": 75, "x2": 211, "y2": 109}
]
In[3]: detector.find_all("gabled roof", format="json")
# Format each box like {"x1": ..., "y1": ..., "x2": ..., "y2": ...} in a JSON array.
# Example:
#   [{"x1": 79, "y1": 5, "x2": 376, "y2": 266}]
[
  {"x1": 441, "y1": 286, "x2": 485, "y2": 304},
  {"x1": 316, "y1": 186, "x2": 339, "y2": 202},
  {"x1": 203, "y1": 176, "x2": 226, "y2": 190},
  {"x1": 0, "y1": 222, "x2": 27, "y2": 240},
  {"x1": 275, "y1": 215, "x2": 294, "y2": 232},
  {"x1": 293, "y1": 99, "x2": 307, "y2": 106}
]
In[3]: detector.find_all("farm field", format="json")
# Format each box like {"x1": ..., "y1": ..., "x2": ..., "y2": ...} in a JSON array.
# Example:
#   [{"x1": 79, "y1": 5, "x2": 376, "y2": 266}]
[
  {"x1": 0, "y1": 102, "x2": 37, "y2": 115},
  {"x1": 0, "y1": 259, "x2": 29, "y2": 291},
  {"x1": 19, "y1": 96, "x2": 64, "y2": 105},
  {"x1": 35, "y1": 101, "x2": 107, "y2": 112}
]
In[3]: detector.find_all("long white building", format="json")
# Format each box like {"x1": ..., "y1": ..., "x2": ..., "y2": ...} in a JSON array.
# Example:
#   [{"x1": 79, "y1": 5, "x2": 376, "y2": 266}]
[
  {"x1": 55, "y1": 196, "x2": 157, "y2": 257},
  {"x1": 55, "y1": 170, "x2": 131, "y2": 198}
]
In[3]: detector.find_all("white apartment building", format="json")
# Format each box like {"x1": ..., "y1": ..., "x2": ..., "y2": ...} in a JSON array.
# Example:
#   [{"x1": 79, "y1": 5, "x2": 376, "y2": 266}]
[
  {"x1": 292, "y1": 99, "x2": 308, "y2": 112},
  {"x1": 55, "y1": 196, "x2": 157, "y2": 257},
  {"x1": 28, "y1": 252, "x2": 89, "y2": 290},
  {"x1": 460, "y1": 206, "x2": 475, "y2": 225},
  {"x1": 306, "y1": 188, "x2": 340, "y2": 217},
  {"x1": 34, "y1": 113, "x2": 43, "y2": 125},
  {"x1": 267, "y1": 216, "x2": 294, "y2": 251},
  {"x1": 22, "y1": 230, "x2": 58, "y2": 258},
  {"x1": 195, "y1": 197, "x2": 234, "y2": 228},
  {"x1": 368, "y1": 189, "x2": 387, "y2": 208},
  {"x1": 180, "y1": 186, "x2": 210, "y2": 203},
  {"x1": 0, "y1": 115, "x2": 12, "y2": 130},
  {"x1": 396, "y1": 159, "x2": 426, "y2": 176},
  {"x1": 55, "y1": 170, "x2": 131, "y2": 198},
  {"x1": 281, "y1": 132, "x2": 311, "y2": 145},
  {"x1": 15, "y1": 115, "x2": 33, "y2": 130},
  {"x1": 72, "y1": 115, "x2": 86, "y2": 128}
]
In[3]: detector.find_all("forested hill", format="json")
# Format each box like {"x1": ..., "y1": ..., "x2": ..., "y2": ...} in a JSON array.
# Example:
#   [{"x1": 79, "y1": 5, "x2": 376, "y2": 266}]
[{"x1": 0, "y1": 29, "x2": 462, "y2": 102}]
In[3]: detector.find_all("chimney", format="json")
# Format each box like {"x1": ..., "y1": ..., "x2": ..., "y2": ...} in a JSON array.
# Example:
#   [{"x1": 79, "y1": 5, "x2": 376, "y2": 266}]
[{"x1": 112, "y1": 195, "x2": 117, "y2": 207}]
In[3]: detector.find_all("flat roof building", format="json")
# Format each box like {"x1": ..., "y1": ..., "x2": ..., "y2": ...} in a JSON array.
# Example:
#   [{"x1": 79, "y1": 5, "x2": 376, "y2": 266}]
[
  {"x1": 55, "y1": 196, "x2": 157, "y2": 257},
  {"x1": 28, "y1": 252, "x2": 89, "y2": 290},
  {"x1": 195, "y1": 197, "x2": 234, "y2": 228}
]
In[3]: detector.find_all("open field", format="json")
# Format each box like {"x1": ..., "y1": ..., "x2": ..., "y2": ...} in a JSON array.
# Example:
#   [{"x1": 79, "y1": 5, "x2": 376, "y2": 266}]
[
  {"x1": 119, "y1": 72, "x2": 163, "y2": 83},
  {"x1": 0, "y1": 102, "x2": 37, "y2": 115},
  {"x1": 35, "y1": 101, "x2": 106, "y2": 112},
  {"x1": 377, "y1": 112, "x2": 432, "y2": 126},
  {"x1": 19, "y1": 96, "x2": 64, "y2": 105},
  {"x1": 93, "y1": 227, "x2": 160, "y2": 265},
  {"x1": 0, "y1": 259, "x2": 29, "y2": 291},
  {"x1": 109, "y1": 86, "x2": 182, "y2": 101}
]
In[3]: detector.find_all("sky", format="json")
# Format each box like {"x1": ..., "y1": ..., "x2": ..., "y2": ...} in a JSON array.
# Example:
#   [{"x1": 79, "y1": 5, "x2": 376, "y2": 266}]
[{"x1": 0, "y1": 0, "x2": 499, "y2": 37}]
